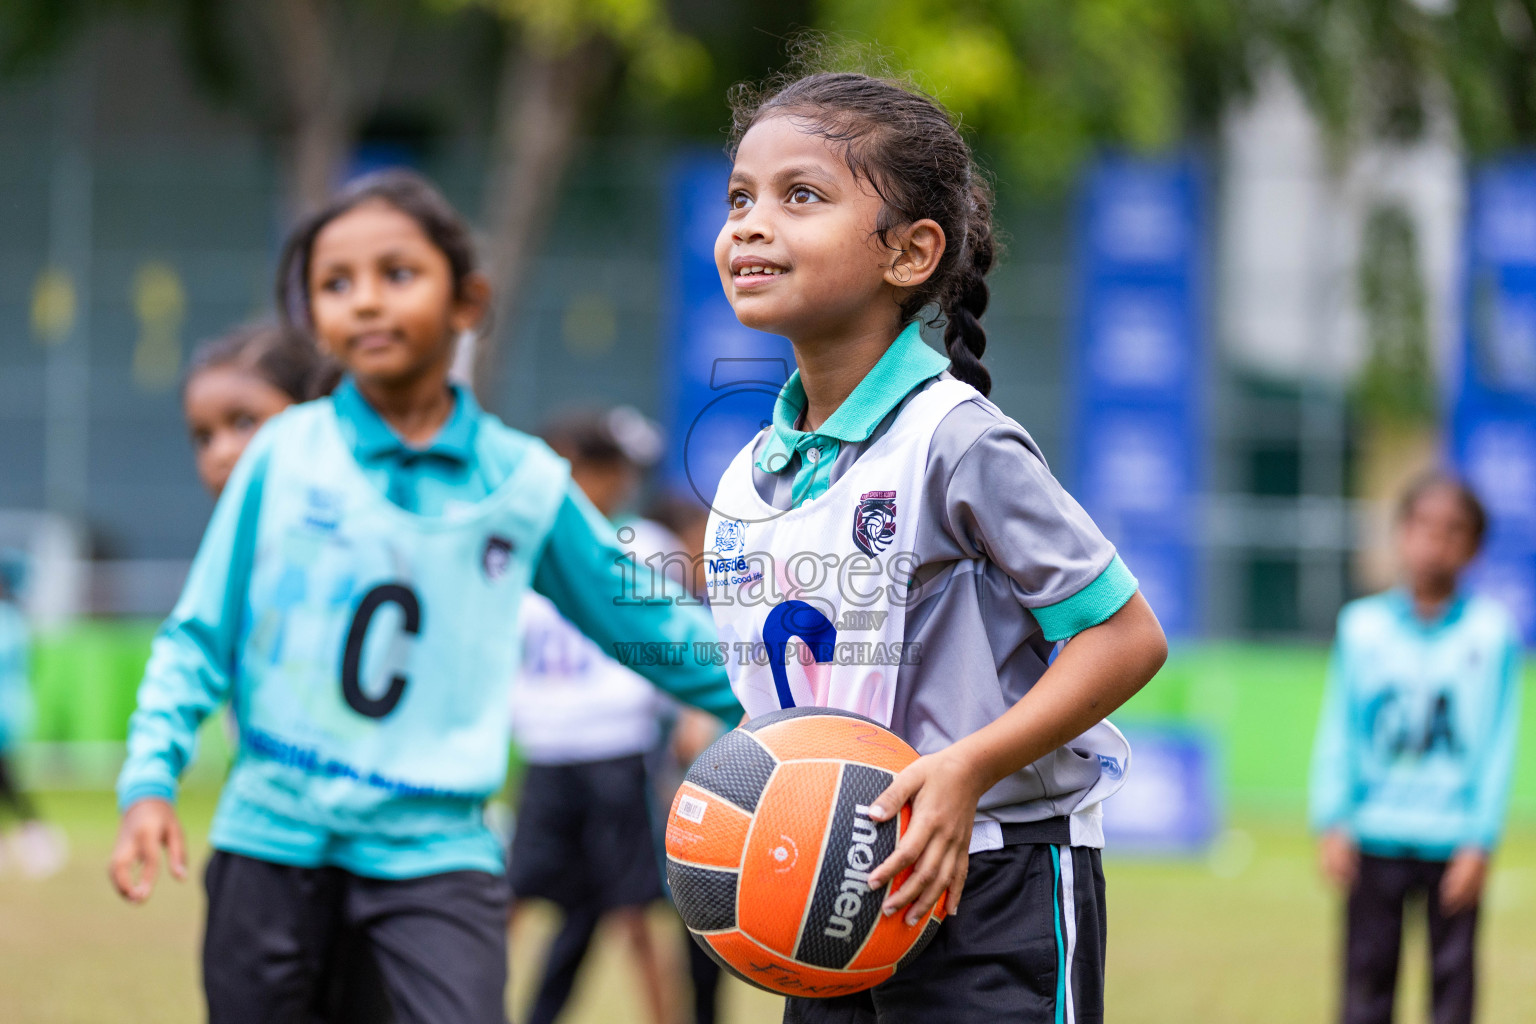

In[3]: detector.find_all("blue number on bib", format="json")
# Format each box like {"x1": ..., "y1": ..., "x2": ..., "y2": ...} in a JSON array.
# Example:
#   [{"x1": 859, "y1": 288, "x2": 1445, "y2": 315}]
[
  {"x1": 762, "y1": 600, "x2": 837, "y2": 709},
  {"x1": 341, "y1": 583, "x2": 421, "y2": 718}
]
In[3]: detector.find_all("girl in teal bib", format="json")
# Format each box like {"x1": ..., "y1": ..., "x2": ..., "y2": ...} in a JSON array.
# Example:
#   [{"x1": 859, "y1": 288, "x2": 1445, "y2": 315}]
[{"x1": 110, "y1": 171, "x2": 741, "y2": 1024}]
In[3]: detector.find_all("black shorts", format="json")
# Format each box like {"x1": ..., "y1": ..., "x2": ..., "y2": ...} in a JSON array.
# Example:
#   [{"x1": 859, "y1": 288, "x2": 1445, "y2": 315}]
[
  {"x1": 508, "y1": 754, "x2": 665, "y2": 911},
  {"x1": 202, "y1": 850, "x2": 509, "y2": 1024},
  {"x1": 783, "y1": 843, "x2": 1107, "y2": 1024}
]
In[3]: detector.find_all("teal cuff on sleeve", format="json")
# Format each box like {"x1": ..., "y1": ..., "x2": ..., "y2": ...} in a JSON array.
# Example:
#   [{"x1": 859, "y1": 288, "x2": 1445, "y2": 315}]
[
  {"x1": 118, "y1": 780, "x2": 177, "y2": 813},
  {"x1": 1032, "y1": 555, "x2": 1138, "y2": 643}
]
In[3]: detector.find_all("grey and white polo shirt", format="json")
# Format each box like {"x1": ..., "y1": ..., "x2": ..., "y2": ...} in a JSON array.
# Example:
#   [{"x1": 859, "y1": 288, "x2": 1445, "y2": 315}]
[{"x1": 708, "y1": 322, "x2": 1139, "y2": 846}]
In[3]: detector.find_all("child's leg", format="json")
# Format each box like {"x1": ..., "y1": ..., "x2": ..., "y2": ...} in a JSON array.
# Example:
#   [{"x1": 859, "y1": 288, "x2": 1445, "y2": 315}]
[
  {"x1": 525, "y1": 902, "x2": 602, "y2": 1024},
  {"x1": 349, "y1": 868, "x2": 510, "y2": 1024},
  {"x1": 580, "y1": 756, "x2": 669, "y2": 1022},
  {"x1": 684, "y1": 923, "x2": 723, "y2": 1024},
  {"x1": 202, "y1": 851, "x2": 346, "y2": 1023},
  {"x1": 1342, "y1": 855, "x2": 1409, "y2": 1024},
  {"x1": 317, "y1": 920, "x2": 397, "y2": 1023},
  {"x1": 0, "y1": 754, "x2": 38, "y2": 822},
  {"x1": 1424, "y1": 862, "x2": 1477, "y2": 1024},
  {"x1": 615, "y1": 906, "x2": 669, "y2": 1024}
]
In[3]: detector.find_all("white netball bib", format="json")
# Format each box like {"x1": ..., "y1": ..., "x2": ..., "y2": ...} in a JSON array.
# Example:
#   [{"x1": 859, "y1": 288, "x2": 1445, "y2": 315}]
[
  {"x1": 704, "y1": 379, "x2": 973, "y2": 725},
  {"x1": 705, "y1": 378, "x2": 1132, "y2": 848}
]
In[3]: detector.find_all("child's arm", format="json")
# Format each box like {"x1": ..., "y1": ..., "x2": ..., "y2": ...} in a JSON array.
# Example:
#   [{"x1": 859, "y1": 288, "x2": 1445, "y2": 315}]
[
  {"x1": 1442, "y1": 623, "x2": 1524, "y2": 914},
  {"x1": 1467, "y1": 625, "x2": 1522, "y2": 851},
  {"x1": 1309, "y1": 636, "x2": 1358, "y2": 887},
  {"x1": 531, "y1": 485, "x2": 743, "y2": 723},
  {"x1": 0, "y1": 603, "x2": 31, "y2": 753},
  {"x1": 866, "y1": 592, "x2": 1166, "y2": 924},
  {"x1": 857, "y1": 419, "x2": 1164, "y2": 922},
  {"x1": 109, "y1": 437, "x2": 272, "y2": 903}
]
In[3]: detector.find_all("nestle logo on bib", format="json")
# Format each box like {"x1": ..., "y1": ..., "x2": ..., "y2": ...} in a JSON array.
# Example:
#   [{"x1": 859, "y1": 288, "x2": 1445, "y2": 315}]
[{"x1": 852, "y1": 491, "x2": 897, "y2": 556}]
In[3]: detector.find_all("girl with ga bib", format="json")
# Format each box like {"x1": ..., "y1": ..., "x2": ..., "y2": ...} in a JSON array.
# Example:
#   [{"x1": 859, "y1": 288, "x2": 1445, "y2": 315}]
[
  {"x1": 109, "y1": 170, "x2": 741, "y2": 1024},
  {"x1": 706, "y1": 70, "x2": 1168, "y2": 1023}
]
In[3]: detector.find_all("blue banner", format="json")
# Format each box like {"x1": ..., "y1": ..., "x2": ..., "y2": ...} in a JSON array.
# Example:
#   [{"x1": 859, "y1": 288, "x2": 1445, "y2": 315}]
[
  {"x1": 664, "y1": 152, "x2": 791, "y2": 506},
  {"x1": 1452, "y1": 159, "x2": 1536, "y2": 641},
  {"x1": 1071, "y1": 155, "x2": 1207, "y2": 637}
]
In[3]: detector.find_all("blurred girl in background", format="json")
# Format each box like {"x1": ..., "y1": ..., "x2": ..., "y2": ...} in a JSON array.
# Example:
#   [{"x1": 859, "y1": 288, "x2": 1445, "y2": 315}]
[
  {"x1": 1312, "y1": 473, "x2": 1521, "y2": 1024},
  {"x1": 0, "y1": 553, "x2": 67, "y2": 878},
  {"x1": 182, "y1": 322, "x2": 322, "y2": 497},
  {"x1": 507, "y1": 408, "x2": 673, "y2": 1024},
  {"x1": 180, "y1": 321, "x2": 392, "y2": 1023},
  {"x1": 111, "y1": 169, "x2": 739, "y2": 1024}
]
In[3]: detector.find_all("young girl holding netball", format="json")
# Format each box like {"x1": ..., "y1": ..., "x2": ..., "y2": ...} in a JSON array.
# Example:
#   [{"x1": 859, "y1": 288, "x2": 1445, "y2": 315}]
[
  {"x1": 110, "y1": 170, "x2": 741, "y2": 1024},
  {"x1": 704, "y1": 71, "x2": 1167, "y2": 1022}
]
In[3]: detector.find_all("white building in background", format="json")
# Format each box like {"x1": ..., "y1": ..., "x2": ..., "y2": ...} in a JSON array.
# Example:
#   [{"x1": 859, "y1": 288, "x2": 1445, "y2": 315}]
[
  {"x1": 1207, "y1": 67, "x2": 1466, "y2": 629},
  {"x1": 1219, "y1": 66, "x2": 1464, "y2": 384}
]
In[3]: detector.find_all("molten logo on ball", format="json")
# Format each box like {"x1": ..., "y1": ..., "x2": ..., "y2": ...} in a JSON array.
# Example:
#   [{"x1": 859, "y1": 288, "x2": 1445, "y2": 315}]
[{"x1": 824, "y1": 805, "x2": 878, "y2": 940}]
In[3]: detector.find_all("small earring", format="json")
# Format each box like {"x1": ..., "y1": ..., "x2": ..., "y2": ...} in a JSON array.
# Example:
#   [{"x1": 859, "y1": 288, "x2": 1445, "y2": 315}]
[{"x1": 892, "y1": 264, "x2": 912, "y2": 284}]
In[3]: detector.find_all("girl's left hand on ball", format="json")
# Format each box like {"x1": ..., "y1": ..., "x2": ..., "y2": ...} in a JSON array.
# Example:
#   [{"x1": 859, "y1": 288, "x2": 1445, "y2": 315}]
[{"x1": 865, "y1": 748, "x2": 984, "y2": 926}]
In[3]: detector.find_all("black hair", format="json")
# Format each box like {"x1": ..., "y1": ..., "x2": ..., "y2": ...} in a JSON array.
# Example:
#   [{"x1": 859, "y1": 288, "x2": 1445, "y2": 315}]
[
  {"x1": 729, "y1": 67, "x2": 996, "y2": 396},
  {"x1": 644, "y1": 492, "x2": 710, "y2": 538},
  {"x1": 274, "y1": 169, "x2": 482, "y2": 389},
  {"x1": 540, "y1": 408, "x2": 663, "y2": 469},
  {"x1": 1398, "y1": 471, "x2": 1488, "y2": 549},
  {"x1": 184, "y1": 322, "x2": 327, "y2": 403}
]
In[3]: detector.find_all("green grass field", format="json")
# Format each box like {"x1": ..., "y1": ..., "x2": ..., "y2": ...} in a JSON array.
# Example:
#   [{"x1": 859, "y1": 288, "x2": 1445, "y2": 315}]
[{"x1": 4, "y1": 791, "x2": 1535, "y2": 1023}]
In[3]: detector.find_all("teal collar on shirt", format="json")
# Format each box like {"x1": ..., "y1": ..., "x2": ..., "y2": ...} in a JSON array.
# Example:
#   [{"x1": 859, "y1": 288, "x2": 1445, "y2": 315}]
[
  {"x1": 332, "y1": 376, "x2": 480, "y2": 466},
  {"x1": 755, "y1": 322, "x2": 950, "y2": 496},
  {"x1": 1388, "y1": 587, "x2": 1470, "y2": 633}
]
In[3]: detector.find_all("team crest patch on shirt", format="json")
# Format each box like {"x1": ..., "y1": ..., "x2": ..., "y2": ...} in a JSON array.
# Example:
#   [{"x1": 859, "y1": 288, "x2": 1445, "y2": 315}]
[
  {"x1": 482, "y1": 535, "x2": 514, "y2": 581},
  {"x1": 713, "y1": 518, "x2": 747, "y2": 555},
  {"x1": 852, "y1": 490, "x2": 897, "y2": 556}
]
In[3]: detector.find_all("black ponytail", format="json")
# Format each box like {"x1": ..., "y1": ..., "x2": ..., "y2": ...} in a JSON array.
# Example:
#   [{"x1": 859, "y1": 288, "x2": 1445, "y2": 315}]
[{"x1": 731, "y1": 65, "x2": 998, "y2": 397}]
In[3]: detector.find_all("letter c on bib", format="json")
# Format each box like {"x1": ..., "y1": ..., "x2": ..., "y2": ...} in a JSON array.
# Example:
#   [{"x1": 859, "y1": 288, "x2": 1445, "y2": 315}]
[{"x1": 341, "y1": 583, "x2": 422, "y2": 719}]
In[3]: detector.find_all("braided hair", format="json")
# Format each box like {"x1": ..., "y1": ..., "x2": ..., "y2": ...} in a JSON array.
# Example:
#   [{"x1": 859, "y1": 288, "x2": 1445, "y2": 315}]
[{"x1": 729, "y1": 71, "x2": 996, "y2": 396}]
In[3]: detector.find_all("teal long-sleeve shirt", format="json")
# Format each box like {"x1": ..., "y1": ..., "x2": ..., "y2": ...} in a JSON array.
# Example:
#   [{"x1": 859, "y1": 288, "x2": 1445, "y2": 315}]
[
  {"x1": 0, "y1": 599, "x2": 30, "y2": 753},
  {"x1": 117, "y1": 379, "x2": 740, "y2": 878},
  {"x1": 1309, "y1": 589, "x2": 1522, "y2": 857}
]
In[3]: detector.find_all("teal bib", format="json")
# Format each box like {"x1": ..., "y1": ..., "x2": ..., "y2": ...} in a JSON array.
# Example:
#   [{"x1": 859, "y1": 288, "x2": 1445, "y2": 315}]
[{"x1": 226, "y1": 400, "x2": 566, "y2": 836}]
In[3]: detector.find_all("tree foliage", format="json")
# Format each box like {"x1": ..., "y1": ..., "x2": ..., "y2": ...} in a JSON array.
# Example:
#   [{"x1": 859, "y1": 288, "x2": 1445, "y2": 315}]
[
  {"x1": 1355, "y1": 201, "x2": 1436, "y2": 425},
  {"x1": 0, "y1": 0, "x2": 236, "y2": 97},
  {"x1": 433, "y1": 0, "x2": 708, "y2": 94},
  {"x1": 813, "y1": 0, "x2": 1268, "y2": 186},
  {"x1": 1272, "y1": 0, "x2": 1536, "y2": 157}
]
